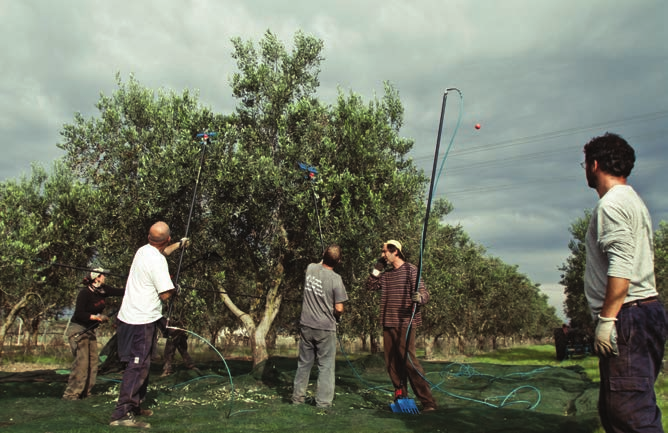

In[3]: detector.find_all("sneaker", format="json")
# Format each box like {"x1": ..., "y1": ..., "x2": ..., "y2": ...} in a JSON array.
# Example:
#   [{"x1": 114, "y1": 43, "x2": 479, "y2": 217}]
[
  {"x1": 136, "y1": 409, "x2": 153, "y2": 417},
  {"x1": 316, "y1": 406, "x2": 334, "y2": 415},
  {"x1": 160, "y1": 370, "x2": 173, "y2": 377},
  {"x1": 110, "y1": 412, "x2": 151, "y2": 429}
]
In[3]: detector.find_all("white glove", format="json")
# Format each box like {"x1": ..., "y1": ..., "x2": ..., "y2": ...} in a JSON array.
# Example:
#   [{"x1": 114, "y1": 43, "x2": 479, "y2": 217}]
[
  {"x1": 594, "y1": 315, "x2": 618, "y2": 357},
  {"x1": 411, "y1": 291, "x2": 422, "y2": 303},
  {"x1": 179, "y1": 238, "x2": 191, "y2": 249},
  {"x1": 372, "y1": 259, "x2": 386, "y2": 277}
]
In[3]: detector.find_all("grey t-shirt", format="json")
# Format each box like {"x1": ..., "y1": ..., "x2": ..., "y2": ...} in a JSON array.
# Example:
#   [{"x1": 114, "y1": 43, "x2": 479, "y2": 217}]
[
  {"x1": 584, "y1": 184, "x2": 658, "y2": 318},
  {"x1": 299, "y1": 263, "x2": 348, "y2": 331}
]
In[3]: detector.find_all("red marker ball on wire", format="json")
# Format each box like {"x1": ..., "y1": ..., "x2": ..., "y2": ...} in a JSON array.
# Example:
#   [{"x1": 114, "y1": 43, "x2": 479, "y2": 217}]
[{"x1": 475, "y1": 123, "x2": 481, "y2": 130}]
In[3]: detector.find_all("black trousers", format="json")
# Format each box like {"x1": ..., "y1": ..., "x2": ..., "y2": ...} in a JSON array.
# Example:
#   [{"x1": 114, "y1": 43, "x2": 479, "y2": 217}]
[{"x1": 110, "y1": 321, "x2": 158, "y2": 421}]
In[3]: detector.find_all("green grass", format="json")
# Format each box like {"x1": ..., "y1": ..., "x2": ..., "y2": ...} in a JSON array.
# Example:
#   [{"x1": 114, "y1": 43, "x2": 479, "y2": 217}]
[
  {"x1": 0, "y1": 344, "x2": 665, "y2": 432},
  {"x1": 2, "y1": 353, "x2": 65, "y2": 365},
  {"x1": 465, "y1": 344, "x2": 667, "y2": 433},
  {"x1": 468, "y1": 344, "x2": 600, "y2": 380}
]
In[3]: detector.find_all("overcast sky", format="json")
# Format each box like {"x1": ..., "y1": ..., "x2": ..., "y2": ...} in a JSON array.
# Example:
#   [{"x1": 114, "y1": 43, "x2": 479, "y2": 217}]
[{"x1": 2, "y1": 0, "x2": 667, "y2": 319}]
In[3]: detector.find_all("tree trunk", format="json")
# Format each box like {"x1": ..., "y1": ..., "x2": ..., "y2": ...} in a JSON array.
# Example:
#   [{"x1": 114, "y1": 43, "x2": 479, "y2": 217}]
[
  {"x1": 220, "y1": 277, "x2": 283, "y2": 369},
  {"x1": 252, "y1": 277, "x2": 283, "y2": 368},
  {"x1": 476, "y1": 335, "x2": 486, "y2": 351},
  {"x1": 0, "y1": 292, "x2": 35, "y2": 359},
  {"x1": 266, "y1": 328, "x2": 277, "y2": 350},
  {"x1": 451, "y1": 324, "x2": 465, "y2": 354},
  {"x1": 23, "y1": 316, "x2": 41, "y2": 353},
  {"x1": 210, "y1": 328, "x2": 220, "y2": 347},
  {"x1": 370, "y1": 334, "x2": 380, "y2": 354},
  {"x1": 424, "y1": 335, "x2": 435, "y2": 360},
  {"x1": 221, "y1": 291, "x2": 257, "y2": 355}
]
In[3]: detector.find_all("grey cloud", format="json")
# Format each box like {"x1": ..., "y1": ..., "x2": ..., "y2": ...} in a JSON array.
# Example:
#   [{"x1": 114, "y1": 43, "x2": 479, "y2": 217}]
[{"x1": 2, "y1": 0, "x2": 667, "y2": 318}]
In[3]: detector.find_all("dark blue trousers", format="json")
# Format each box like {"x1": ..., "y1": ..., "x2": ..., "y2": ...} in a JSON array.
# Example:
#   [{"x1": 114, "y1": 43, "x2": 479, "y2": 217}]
[
  {"x1": 598, "y1": 300, "x2": 667, "y2": 433},
  {"x1": 110, "y1": 321, "x2": 158, "y2": 421}
]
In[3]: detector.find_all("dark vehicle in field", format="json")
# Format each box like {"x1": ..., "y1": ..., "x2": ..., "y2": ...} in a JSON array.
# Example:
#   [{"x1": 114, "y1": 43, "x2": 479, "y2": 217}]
[{"x1": 553, "y1": 325, "x2": 594, "y2": 361}]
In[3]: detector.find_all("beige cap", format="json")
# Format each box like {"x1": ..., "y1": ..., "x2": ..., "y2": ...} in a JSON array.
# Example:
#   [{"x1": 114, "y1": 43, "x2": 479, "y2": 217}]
[{"x1": 385, "y1": 240, "x2": 405, "y2": 259}]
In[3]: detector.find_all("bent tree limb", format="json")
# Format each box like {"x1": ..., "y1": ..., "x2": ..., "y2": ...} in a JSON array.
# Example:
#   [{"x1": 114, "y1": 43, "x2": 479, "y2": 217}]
[
  {"x1": 220, "y1": 282, "x2": 283, "y2": 369},
  {"x1": 0, "y1": 292, "x2": 37, "y2": 359}
]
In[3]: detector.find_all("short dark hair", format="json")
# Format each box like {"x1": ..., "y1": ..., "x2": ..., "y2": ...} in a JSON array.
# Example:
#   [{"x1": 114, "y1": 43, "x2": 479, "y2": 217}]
[
  {"x1": 322, "y1": 244, "x2": 342, "y2": 267},
  {"x1": 584, "y1": 132, "x2": 635, "y2": 178}
]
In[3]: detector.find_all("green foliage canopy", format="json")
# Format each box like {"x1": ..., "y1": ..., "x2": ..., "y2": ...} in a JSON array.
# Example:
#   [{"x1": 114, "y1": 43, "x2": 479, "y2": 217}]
[{"x1": 0, "y1": 30, "x2": 564, "y2": 363}]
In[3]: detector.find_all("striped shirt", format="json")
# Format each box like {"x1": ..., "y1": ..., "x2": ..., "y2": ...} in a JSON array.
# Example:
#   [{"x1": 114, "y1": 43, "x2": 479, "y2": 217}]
[{"x1": 367, "y1": 262, "x2": 429, "y2": 327}]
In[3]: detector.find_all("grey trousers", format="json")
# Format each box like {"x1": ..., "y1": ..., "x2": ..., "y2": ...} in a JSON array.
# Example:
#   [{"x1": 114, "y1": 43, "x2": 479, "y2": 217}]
[{"x1": 292, "y1": 326, "x2": 337, "y2": 407}]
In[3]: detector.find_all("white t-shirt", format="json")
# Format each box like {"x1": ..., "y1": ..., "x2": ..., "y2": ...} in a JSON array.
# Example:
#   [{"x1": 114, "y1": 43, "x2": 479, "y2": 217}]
[
  {"x1": 584, "y1": 184, "x2": 657, "y2": 317},
  {"x1": 117, "y1": 244, "x2": 174, "y2": 325}
]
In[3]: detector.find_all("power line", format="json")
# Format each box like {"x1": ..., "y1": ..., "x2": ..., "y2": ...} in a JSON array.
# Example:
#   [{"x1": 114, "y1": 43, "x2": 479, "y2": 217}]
[
  {"x1": 439, "y1": 177, "x2": 574, "y2": 199},
  {"x1": 414, "y1": 123, "x2": 667, "y2": 200},
  {"x1": 439, "y1": 128, "x2": 665, "y2": 176},
  {"x1": 435, "y1": 157, "x2": 667, "y2": 202},
  {"x1": 410, "y1": 110, "x2": 668, "y2": 166}
]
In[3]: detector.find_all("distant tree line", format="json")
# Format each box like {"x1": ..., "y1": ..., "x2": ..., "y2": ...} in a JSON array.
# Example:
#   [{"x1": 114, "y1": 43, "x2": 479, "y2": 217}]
[
  {"x1": 0, "y1": 31, "x2": 561, "y2": 365},
  {"x1": 560, "y1": 213, "x2": 668, "y2": 333}
]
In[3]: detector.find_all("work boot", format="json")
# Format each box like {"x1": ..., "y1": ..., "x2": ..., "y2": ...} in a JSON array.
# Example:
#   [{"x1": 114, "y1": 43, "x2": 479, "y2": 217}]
[
  {"x1": 188, "y1": 365, "x2": 202, "y2": 375},
  {"x1": 135, "y1": 408, "x2": 153, "y2": 417},
  {"x1": 110, "y1": 412, "x2": 151, "y2": 428}
]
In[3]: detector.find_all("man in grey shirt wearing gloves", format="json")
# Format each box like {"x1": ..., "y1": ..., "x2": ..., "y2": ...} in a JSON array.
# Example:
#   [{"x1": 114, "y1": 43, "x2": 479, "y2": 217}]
[
  {"x1": 582, "y1": 132, "x2": 667, "y2": 433},
  {"x1": 292, "y1": 244, "x2": 348, "y2": 408}
]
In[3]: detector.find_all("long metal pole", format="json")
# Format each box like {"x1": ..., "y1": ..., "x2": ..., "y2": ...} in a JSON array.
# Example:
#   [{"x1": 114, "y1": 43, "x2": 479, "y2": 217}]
[
  {"x1": 414, "y1": 91, "x2": 449, "y2": 294},
  {"x1": 167, "y1": 132, "x2": 213, "y2": 321}
]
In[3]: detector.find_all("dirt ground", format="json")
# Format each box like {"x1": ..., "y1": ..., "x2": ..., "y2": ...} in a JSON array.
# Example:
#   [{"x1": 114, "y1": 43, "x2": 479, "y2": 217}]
[{"x1": 1, "y1": 362, "x2": 68, "y2": 372}]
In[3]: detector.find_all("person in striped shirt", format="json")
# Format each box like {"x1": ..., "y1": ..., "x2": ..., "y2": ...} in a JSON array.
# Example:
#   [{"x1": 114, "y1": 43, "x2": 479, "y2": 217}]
[{"x1": 366, "y1": 240, "x2": 437, "y2": 412}]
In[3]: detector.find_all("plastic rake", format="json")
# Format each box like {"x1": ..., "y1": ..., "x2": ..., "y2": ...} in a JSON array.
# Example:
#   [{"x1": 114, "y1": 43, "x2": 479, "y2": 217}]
[{"x1": 390, "y1": 398, "x2": 420, "y2": 414}]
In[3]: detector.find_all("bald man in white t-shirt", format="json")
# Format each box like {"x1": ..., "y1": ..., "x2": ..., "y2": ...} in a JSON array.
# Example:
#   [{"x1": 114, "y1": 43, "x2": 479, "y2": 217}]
[{"x1": 110, "y1": 221, "x2": 182, "y2": 428}]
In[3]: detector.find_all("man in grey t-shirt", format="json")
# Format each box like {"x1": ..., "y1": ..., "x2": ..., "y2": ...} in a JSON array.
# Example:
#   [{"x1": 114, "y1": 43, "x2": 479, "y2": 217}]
[
  {"x1": 582, "y1": 133, "x2": 667, "y2": 433},
  {"x1": 292, "y1": 244, "x2": 348, "y2": 408}
]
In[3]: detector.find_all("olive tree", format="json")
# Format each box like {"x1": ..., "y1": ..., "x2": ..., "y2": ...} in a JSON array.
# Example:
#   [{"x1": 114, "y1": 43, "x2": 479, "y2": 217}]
[
  {"x1": 0, "y1": 163, "x2": 96, "y2": 357},
  {"x1": 206, "y1": 31, "x2": 428, "y2": 367},
  {"x1": 559, "y1": 212, "x2": 594, "y2": 332}
]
